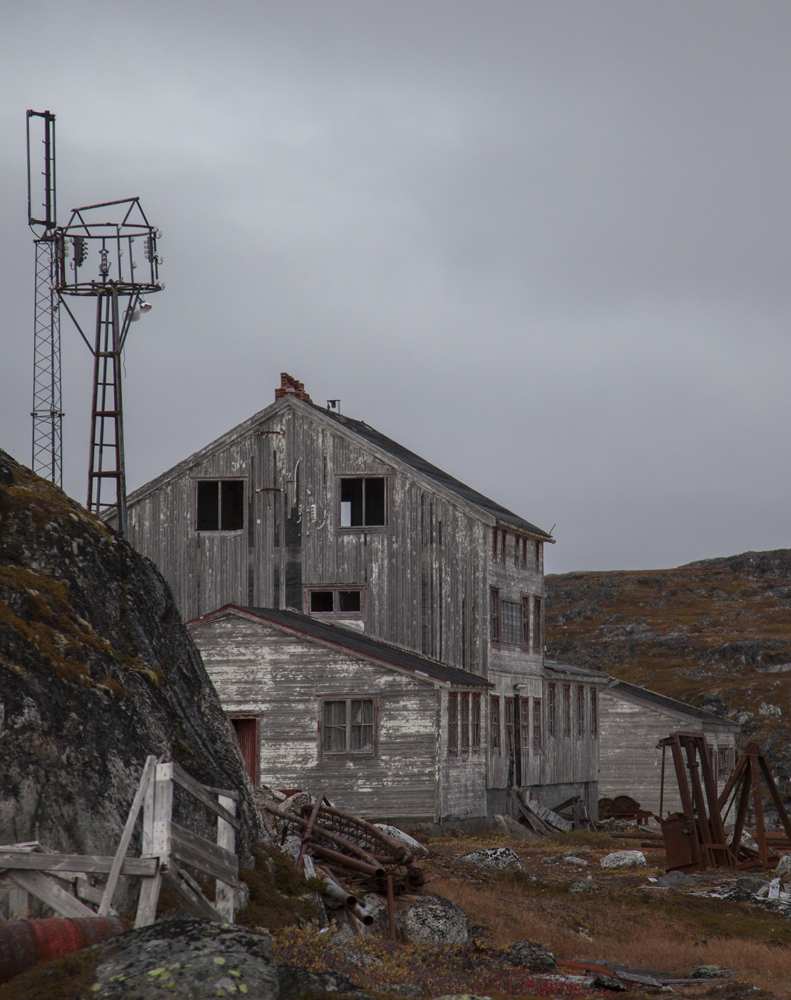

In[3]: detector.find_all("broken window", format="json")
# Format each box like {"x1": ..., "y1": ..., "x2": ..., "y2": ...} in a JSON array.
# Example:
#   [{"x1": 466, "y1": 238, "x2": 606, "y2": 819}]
[
  {"x1": 563, "y1": 684, "x2": 571, "y2": 738},
  {"x1": 321, "y1": 697, "x2": 376, "y2": 755},
  {"x1": 340, "y1": 477, "x2": 386, "y2": 527},
  {"x1": 448, "y1": 693, "x2": 458, "y2": 753},
  {"x1": 590, "y1": 687, "x2": 597, "y2": 739},
  {"x1": 490, "y1": 587, "x2": 500, "y2": 644},
  {"x1": 505, "y1": 698, "x2": 515, "y2": 755},
  {"x1": 461, "y1": 693, "x2": 470, "y2": 750},
  {"x1": 196, "y1": 479, "x2": 244, "y2": 531},
  {"x1": 305, "y1": 587, "x2": 364, "y2": 617},
  {"x1": 490, "y1": 696, "x2": 501, "y2": 750},
  {"x1": 532, "y1": 597, "x2": 543, "y2": 653},
  {"x1": 520, "y1": 699, "x2": 530, "y2": 760},
  {"x1": 547, "y1": 684, "x2": 556, "y2": 737},
  {"x1": 532, "y1": 699, "x2": 542, "y2": 753},
  {"x1": 501, "y1": 600, "x2": 522, "y2": 644},
  {"x1": 577, "y1": 686, "x2": 585, "y2": 738},
  {"x1": 472, "y1": 694, "x2": 481, "y2": 749}
]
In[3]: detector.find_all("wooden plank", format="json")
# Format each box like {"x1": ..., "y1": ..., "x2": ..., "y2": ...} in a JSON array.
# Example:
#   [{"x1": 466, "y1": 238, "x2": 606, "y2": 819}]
[
  {"x1": 10, "y1": 871, "x2": 96, "y2": 919},
  {"x1": 164, "y1": 863, "x2": 222, "y2": 921},
  {"x1": 9, "y1": 883, "x2": 29, "y2": 919},
  {"x1": 171, "y1": 762, "x2": 241, "y2": 827},
  {"x1": 77, "y1": 876, "x2": 116, "y2": 913},
  {"x1": 169, "y1": 823, "x2": 239, "y2": 887},
  {"x1": 99, "y1": 754, "x2": 158, "y2": 916},
  {"x1": 136, "y1": 762, "x2": 173, "y2": 928},
  {"x1": 0, "y1": 853, "x2": 158, "y2": 876},
  {"x1": 215, "y1": 794, "x2": 236, "y2": 922}
]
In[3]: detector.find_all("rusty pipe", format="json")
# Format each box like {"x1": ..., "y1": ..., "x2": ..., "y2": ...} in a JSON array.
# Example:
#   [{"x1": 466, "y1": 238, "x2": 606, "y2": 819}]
[
  {"x1": 349, "y1": 902, "x2": 374, "y2": 926},
  {"x1": 310, "y1": 844, "x2": 385, "y2": 878}
]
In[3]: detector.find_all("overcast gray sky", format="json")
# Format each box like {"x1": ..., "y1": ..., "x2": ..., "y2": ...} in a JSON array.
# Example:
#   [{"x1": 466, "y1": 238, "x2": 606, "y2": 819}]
[{"x1": 2, "y1": 2, "x2": 790, "y2": 574}]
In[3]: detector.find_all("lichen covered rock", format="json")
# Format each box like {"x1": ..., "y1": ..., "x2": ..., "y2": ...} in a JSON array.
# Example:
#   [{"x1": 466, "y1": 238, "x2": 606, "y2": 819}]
[
  {"x1": 600, "y1": 850, "x2": 646, "y2": 869},
  {"x1": 398, "y1": 895, "x2": 469, "y2": 946},
  {"x1": 460, "y1": 847, "x2": 522, "y2": 870},
  {"x1": 0, "y1": 450, "x2": 261, "y2": 888}
]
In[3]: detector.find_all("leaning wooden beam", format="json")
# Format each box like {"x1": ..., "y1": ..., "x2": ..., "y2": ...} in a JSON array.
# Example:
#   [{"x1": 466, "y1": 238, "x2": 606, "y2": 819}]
[
  {"x1": 162, "y1": 863, "x2": 222, "y2": 921},
  {"x1": 135, "y1": 762, "x2": 173, "y2": 928},
  {"x1": 10, "y1": 871, "x2": 96, "y2": 919},
  {"x1": 171, "y1": 762, "x2": 240, "y2": 829},
  {"x1": 0, "y1": 854, "x2": 158, "y2": 876},
  {"x1": 99, "y1": 754, "x2": 158, "y2": 916}
]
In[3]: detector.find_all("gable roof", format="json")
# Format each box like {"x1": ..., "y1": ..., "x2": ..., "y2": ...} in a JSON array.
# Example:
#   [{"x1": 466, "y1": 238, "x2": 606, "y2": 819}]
[
  {"x1": 124, "y1": 394, "x2": 552, "y2": 538},
  {"x1": 605, "y1": 678, "x2": 739, "y2": 729},
  {"x1": 189, "y1": 605, "x2": 492, "y2": 689},
  {"x1": 304, "y1": 400, "x2": 552, "y2": 538}
]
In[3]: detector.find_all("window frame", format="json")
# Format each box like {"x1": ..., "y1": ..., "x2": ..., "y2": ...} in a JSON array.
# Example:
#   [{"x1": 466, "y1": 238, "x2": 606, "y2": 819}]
[
  {"x1": 228, "y1": 714, "x2": 260, "y2": 785},
  {"x1": 520, "y1": 698, "x2": 530, "y2": 762},
  {"x1": 193, "y1": 477, "x2": 246, "y2": 534},
  {"x1": 448, "y1": 692, "x2": 459, "y2": 754},
  {"x1": 563, "y1": 684, "x2": 571, "y2": 738},
  {"x1": 490, "y1": 587, "x2": 501, "y2": 646},
  {"x1": 547, "y1": 683, "x2": 556, "y2": 738},
  {"x1": 461, "y1": 693, "x2": 470, "y2": 751},
  {"x1": 318, "y1": 695, "x2": 378, "y2": 758},
  {"x1": 472, "y1": 694, "x2": 481, "y2": 750},
  {"x1": 500, "y1": 598, "x2": 523, "y2": 645},
  {"x1": 590, "y1": 687, "x2": 598, "y2": 739},
  {"x1": 490, "y1": 695, "x2": 501, "y2": 751},
  {"x1": 532, "y1": 596, "x2": 543, "y2": 653},
  {"x1": 337, "y1": 475, "x2": 390, "y2": 532},
  {"x1": 303, "y1": 585, "x2": 366, "y2": 619},
  {"x1": 521, "y1": 595, "x2": 531, "y2": 650},
  {"x1": 577, "y1": 685, "x2": 585, "y2": 739},
  {"x1": 532, "y1": 699, "x2": 542, "y2": 753},
  {"x1": 505, "y1": 697, "x2": 515, "y2": 756}
]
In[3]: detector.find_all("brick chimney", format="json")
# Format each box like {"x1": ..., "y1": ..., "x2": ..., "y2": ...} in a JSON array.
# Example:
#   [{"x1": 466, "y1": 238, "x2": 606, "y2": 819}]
[{"x1": 275, "y1": 373, "x2": 312, "y2": 403}]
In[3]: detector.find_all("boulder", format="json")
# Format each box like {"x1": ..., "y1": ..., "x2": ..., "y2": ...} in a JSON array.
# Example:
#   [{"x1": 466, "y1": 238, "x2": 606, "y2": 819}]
[
  {"x1": 375, "y1": 823, "x2": 429, "y2": 858},
  {"x1": 461, "y1": 847, "x2": 523, "y2": 870},
  {"x1": 0, "y1": 450, "x2": 262, "y2": 911},
  {"x1": 278, "y1": 965, "x2": 371, "y2": 999},
  {"x1": 505, "y1": 939, "x2": 556, "y2": 971},
  {"x1": 91, "y1": 919, "x2": 277, "y2": 999},
  {"x1": 776, "y1": 854, "x2": 791, "y2": 877},
  {"x1": 398, "y1": 895, "x2": 470, "y2": 946},
  {"x1": 600, "y1": 850, "x2": 646, "y2": 869},
  {"x1": 688, "y1": 965, "x2": 733, "y2": 980},
  {"x1": 654, "y1": 870, "x2": 694, "y2": 889},
  {"x1": 569, "y1": 879, "x2": 594, "y2": 893}
]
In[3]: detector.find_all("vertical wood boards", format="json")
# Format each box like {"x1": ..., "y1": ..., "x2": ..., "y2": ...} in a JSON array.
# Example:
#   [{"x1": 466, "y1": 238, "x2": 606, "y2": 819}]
[{"x1": 215, "y1": 794, "x2": 236, "y2": 921}]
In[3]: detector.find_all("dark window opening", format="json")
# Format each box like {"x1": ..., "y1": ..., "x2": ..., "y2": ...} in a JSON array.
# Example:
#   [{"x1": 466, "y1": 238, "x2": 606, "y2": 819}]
[
  {"x1": 563, "y1": 684, "x2": 571, "y2": 738},
  {"x1": 490, "y1": 696, "x2": 501, "y2": 750},
  {"x1": 533, "y1": 597, "x2": 543, "y2": 653},
  {"x1": 196, "y1": 479, "x2": 244, "y2": 532},
  {"x1": 521, "y1": 596, "x2": 530, "y2": 646},
  {"x1": 590, "y1": 688, "x2": 598, "y2": 739},
  {"x1": 547, "y1": 684, "x2": 556, "y2": 737},
  {"x1": 197, "y1": 481, "x2": 219, "y2": 531},
  {"x1": 535, "y1": 541, "x2": 542, "y2": 573},
  {"x1": 340, "y1": 477, "x2": 385, "y2": 527},
  {"x1": 338, "y1": 590, "x2": 361, "y2": 612},
  {"x1": 577, "y1": 686, "x2": 585, "y2": 738},
  {"x1": 310, "y1": 591, "x2": 335, "y2": 613},
  {"x1": 221, "y1": 480, "x2": 244, "y2": 530}
]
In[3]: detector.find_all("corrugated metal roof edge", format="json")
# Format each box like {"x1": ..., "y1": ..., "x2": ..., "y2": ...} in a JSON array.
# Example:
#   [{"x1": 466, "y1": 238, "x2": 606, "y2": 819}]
[
  {"x1": 606, "y1": 679, "x2": 740, "y2": 729},
  {"x1": 188, "y1": 604, "x2": 493, "y2": 689}
]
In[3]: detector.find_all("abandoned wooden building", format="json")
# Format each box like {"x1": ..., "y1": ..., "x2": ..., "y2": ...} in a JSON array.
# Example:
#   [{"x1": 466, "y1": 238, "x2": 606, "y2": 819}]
[
  {"x1": 188, "y1": 605, "x2": 492, "y2": 824},
  {"x1": 598, "y1": 678, "x2": 740, "y2": 816},
  {"x1": 119, "y1": 373, "x2": 606, "y2": 818}
]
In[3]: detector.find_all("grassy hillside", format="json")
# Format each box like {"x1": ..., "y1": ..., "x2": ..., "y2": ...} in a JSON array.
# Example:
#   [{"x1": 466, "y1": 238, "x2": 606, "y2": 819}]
[{"x1": 545, "y1": 549, "x2": 791, "y2": 773}]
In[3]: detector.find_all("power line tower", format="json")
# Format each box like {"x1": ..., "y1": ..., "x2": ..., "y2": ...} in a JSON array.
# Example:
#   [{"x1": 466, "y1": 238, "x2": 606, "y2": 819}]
[
  {"x1": 27, "y1": 110, "x2": 62, "y2": 487},
  {"x1": 25, "y1": 110, "x2": 164, "y2": 534},
  {"x1": 56, "y1": 199, "x2": 164, "y2": 535}
]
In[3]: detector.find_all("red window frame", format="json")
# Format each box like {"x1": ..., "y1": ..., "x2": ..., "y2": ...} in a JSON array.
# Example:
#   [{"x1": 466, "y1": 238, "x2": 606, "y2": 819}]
[
  {"x1": 532, "y1": 699, "x2": 542, "y2": 753},
  {"x1": 472, "y1": 694, "x2": 481, "y2": 749},
  {"x1": 563, "y1": 684, "x2": 571, "y2": 738},
  {"x1": 505, "y1": 697, "x2": 515, "y2": 755},
  {"x1": 577, "y1": 685, "x2": 585, "y2": 738},
  {"x1": 521, "y1": 595, "x2": 530, "y2": 648},
  {"x1": 520, "y1": 698, "x2": 530, "y2": 760},
  {"x1": 461, "y1": 693, "x2": 470, "y2": 751},
  {"x1": 590, "y1": 687, "x2": 598, "y2": 739},
  {"x1": 490, "y1": 587, "x2": 501, "y2": 645},
  {"x1": 547, "y1": 684, "x2": 556, "y2": 737},
  {"x1": 532, "y1": 596, "x2": 543, "y2": 653}
]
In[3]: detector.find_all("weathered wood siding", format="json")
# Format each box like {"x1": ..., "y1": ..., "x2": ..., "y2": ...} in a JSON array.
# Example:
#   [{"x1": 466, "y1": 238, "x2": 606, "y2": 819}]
[
  {"x1": 191, "y1": 613, "x2": 447, "y2": 821},
  {"x1": 540, "y1": 679, "x2": 601, "y2": 788},
  {"x1": 598, "y1": 690, "x2": 738, "y2": 815},
  {"x1": 439, "y1": 688, "x2": 488, "y2": 820}
]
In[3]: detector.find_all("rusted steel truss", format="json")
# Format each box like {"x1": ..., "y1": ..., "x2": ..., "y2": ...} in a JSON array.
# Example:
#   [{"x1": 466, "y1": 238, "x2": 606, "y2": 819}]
[{"x1": 660, "y1": 733, "x2": 791, "y2": 872}]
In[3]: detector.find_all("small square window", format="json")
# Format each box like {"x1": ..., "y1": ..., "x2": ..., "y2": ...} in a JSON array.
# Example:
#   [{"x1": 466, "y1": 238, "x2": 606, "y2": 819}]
[
  {"x1": 340, "y1": 477, "x2": 386, "y2": 527},
  {"x1": 195, "y1": 479, "x2": 244, "y2": 532},
  {"x1": 321, "y1": 697, "x2": 376, "y2": 755},
  {"x1": 338, "y1": 590, "x2": 361, "y2": 613},
  {"x1": 310, "y1": 591, "x2": 334, "y2": 613}
]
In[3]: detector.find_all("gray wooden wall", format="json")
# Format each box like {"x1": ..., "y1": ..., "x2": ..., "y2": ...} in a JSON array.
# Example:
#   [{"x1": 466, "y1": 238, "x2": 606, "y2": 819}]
[{"x1": 598, "y1": 691, "x2": 737, "y2": 815}]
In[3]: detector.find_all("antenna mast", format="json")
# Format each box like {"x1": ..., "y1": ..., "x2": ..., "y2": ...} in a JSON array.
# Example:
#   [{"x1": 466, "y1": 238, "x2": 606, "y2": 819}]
[{"x1": 27, "y1": 110, "x2": 63, "y2": 487}]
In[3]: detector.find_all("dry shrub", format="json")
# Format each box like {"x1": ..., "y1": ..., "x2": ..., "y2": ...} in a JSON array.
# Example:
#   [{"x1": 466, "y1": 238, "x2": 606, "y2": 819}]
[{"x1": 429, "y1": 875, "x2": 791, "y2": 995}]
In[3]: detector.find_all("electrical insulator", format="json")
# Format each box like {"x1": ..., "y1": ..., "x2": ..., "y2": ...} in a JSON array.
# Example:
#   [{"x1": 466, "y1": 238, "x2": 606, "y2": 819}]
[{"x1": 73, "y1": 236, "x2": 87, "y2": 266}]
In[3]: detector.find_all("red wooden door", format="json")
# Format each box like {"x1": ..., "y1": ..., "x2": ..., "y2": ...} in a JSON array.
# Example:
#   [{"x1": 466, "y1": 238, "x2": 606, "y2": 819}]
[{"x1": 232, "y1": 718, "x2": 258, "y2": 784}]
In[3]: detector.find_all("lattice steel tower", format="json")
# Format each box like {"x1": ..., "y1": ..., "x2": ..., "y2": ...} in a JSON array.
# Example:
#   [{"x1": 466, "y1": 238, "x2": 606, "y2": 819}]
[
  {"x1": 27, "y1": 110, "x2": 62, "y2": 487},
  {"x1": 26, "y1": 110, "x2": 164, "y2": 534}
]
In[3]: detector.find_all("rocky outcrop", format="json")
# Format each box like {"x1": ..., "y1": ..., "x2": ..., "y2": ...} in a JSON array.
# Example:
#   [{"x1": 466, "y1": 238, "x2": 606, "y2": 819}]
[
  {"x1": 545, "y1": 550, "x2": 791, "y2": 775},
  {"x1": 0, "y1": 450, "x2": 261, "y2": 868}
]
